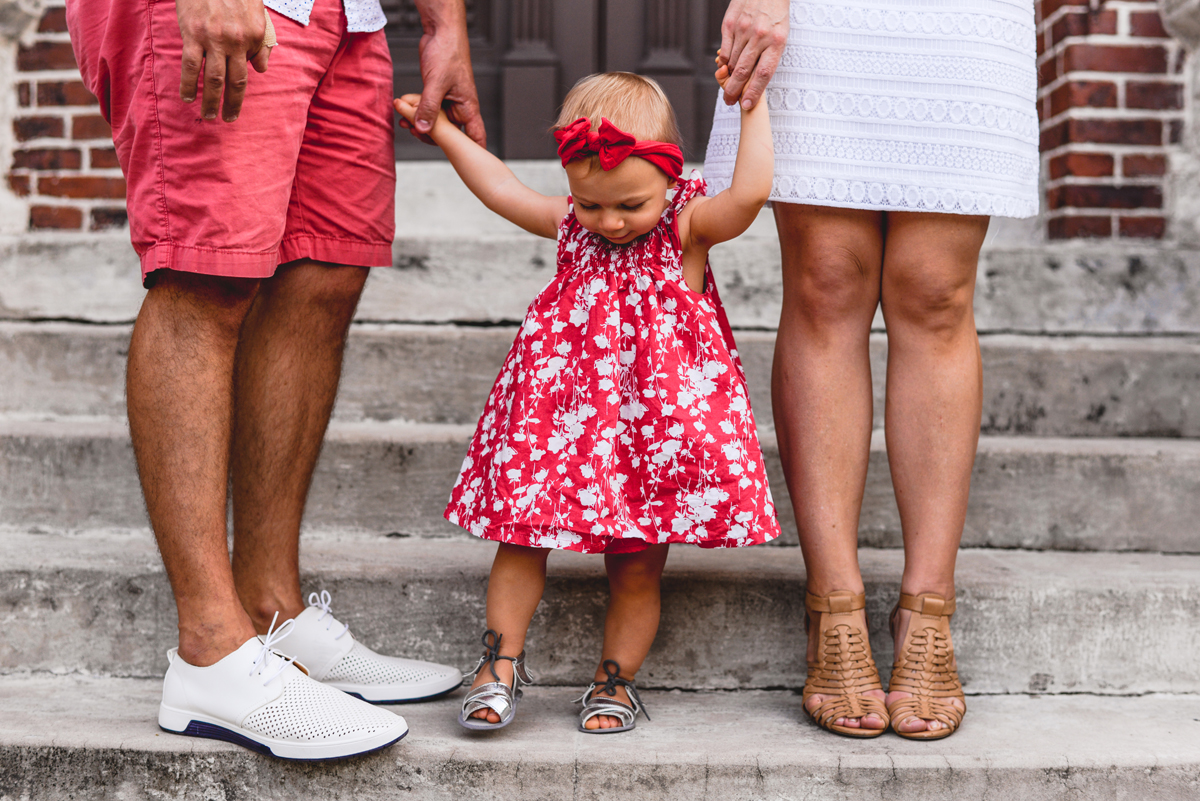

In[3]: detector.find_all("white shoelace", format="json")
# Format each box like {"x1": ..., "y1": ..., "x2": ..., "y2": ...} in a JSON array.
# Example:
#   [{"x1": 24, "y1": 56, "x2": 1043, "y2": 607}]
[
  {"x1": 308, "y1": 590, "x2": 350, "y2": 639},
  {"x1": 251, "y1": 612, "x2": 298, "y2": 686}
]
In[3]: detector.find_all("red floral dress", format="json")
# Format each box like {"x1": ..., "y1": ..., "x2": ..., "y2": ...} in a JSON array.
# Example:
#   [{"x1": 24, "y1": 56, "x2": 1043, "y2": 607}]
[{"x1": 445, "y1": 174, "x2": 780, "y2": 553}]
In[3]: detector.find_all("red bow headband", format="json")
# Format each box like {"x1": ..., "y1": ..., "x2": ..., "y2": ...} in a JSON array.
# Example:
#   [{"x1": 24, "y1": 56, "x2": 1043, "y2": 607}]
[{"x1": 554, "y1": 117, "x2": 684, "y2": 180}]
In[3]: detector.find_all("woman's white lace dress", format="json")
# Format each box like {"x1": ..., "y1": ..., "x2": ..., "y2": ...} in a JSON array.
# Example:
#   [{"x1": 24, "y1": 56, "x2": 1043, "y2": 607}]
[{"x1": 704, "y1": 0, "x2": 1039, "y2": 218}]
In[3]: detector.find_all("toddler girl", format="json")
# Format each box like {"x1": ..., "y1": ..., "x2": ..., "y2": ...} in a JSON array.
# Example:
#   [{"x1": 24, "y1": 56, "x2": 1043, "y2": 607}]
[{"x1": 394, "y1": 69, "x2": 778, "y2": 733}]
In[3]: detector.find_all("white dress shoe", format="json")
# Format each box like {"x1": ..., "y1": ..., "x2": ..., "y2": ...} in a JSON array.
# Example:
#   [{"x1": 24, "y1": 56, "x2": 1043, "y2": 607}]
[
  {"x1": 274, "y1": 591, "x2": 463, "y2": 704},
  {"x1": 158, "y1": 616, "x2": 408, "y2": 760}
]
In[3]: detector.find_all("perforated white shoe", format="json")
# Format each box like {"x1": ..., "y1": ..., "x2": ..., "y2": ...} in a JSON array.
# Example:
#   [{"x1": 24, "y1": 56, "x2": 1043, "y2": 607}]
[
  {"x1": 158, "y1": 617, "x2": 408, "y2": 761},
  {"x1": 273, "y1": 591, "x2": 463, "y2": 704}
]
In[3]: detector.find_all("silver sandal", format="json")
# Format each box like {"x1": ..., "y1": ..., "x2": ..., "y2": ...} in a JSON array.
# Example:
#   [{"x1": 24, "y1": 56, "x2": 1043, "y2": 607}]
[
  {"x1": 458, "y1": 629, "x2": 534, "y2": 731},
  {"x1": 576, "y1": 659, "x2": 650, "y2": 734}
]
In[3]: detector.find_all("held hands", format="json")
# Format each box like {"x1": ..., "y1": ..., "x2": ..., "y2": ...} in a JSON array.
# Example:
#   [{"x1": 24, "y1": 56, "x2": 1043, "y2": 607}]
[
  {"x1": 718, "y1": 0, "x2": 789, "y2": 109},
  {"x1": 398, "y1": 1, "x2": 486, "y2": 148},
  {"x1": 394, "y1": 94, "x2": 451, "y2": 141},
  {"x1": 176, "y1": 0, "x2": 273, "y2": 122}
]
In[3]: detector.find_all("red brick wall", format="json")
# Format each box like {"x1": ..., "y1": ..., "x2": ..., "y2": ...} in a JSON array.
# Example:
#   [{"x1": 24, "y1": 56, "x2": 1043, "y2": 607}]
[
  {"x1": 8, "y1": 5, "x2": 126, "y2": 231},
  {"x1": 1038, "y1": 0, "x2": 1187, "y2": 239}
]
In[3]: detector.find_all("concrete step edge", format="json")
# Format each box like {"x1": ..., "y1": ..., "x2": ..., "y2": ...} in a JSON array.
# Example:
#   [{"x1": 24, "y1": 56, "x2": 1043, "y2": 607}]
[{"x1": 1, "y1": 675, "x2": 1197, "y2": 801}]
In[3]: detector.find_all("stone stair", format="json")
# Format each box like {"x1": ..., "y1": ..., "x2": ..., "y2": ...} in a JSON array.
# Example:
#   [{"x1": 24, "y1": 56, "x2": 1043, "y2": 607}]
[{"x1": 1, "y1": 163, "x2": 1198, "y2": 799}]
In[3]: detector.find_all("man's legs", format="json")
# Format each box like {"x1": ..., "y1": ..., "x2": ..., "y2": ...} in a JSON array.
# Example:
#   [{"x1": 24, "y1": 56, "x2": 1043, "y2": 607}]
[
  {"x1": 226, "y1": 259, "x2": 464, "y2": 703},
  {"x1": 127, "y1": 259, "x2": 366, "y2": 663},
  {"x1": 229, "y1": 259, "x2": 368, "y2": 631},
  {"x1": 126, "y1": 272, "x2": 261, "y2": 667}
]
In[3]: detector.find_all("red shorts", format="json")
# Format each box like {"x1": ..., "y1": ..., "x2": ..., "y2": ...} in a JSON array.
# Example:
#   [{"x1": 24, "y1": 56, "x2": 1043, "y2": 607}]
[{"x1": 67, "y1": 0, "x2": 396, "y2": 284}]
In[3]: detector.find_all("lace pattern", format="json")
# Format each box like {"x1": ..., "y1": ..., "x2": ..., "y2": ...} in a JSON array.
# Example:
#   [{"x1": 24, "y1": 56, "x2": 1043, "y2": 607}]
[{"x1": 704, "y1": 0, "x2": 1040, "y2": 218}]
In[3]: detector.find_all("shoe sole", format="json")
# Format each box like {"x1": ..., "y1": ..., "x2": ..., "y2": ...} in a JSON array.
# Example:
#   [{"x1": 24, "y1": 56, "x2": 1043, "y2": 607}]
[
  {"x1": 331, "y1": 675, "x2": 463, "y2": 705},
  {"x1": 159, "y1": 706, "x2": 408, "y2": 761}
]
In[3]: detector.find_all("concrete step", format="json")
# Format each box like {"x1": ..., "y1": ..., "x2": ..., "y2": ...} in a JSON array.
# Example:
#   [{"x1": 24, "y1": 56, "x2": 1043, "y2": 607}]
[
  {"x1": 1, "y1": 677, "x2": 1197, "y2": 801},
  {"x1": 5, "y1": 321, "x2": 1200, "y2": 438},
  {"x1": 3, "y1": 533, "x2": 1198, "y2": 694},
  {"x1": 3, "y1": 417, "x2": 1199, "y2": 551}
]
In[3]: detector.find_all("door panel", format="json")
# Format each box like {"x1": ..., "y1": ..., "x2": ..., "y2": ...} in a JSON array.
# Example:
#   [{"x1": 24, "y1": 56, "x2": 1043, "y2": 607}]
[{"x1": 388, "y1": 0, "x2": 725, "y2": 161}]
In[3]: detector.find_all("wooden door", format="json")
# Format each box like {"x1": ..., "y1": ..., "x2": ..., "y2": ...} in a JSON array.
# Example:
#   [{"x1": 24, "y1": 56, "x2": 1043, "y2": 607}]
[{"x1": 384, "y1": 0, "x2": 724, "y2": 161}]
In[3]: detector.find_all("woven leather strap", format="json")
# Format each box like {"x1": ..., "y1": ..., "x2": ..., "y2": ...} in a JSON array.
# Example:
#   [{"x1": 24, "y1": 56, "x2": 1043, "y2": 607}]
[
  {"x1": 802, "y1": 590, "x2": 887, "y2": 731},
  {"x1": 888, "y1": 592, "x2": 965, "y2": 733}
]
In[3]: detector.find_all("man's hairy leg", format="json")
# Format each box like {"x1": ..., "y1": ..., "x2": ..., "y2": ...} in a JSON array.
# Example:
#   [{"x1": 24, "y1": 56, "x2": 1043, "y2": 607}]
[
  {"x1": 230, "y1": 260, "x2": 368, "y2": 632},
  {"x1": 127, "y1": 271, "x2": 261, "y2": 667}
]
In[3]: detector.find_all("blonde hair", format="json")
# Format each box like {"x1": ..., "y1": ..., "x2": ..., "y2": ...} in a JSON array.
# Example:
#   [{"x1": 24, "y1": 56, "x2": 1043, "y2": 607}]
[{"x1": 554, "y1": 73, "x2": 681, "y2": 149}]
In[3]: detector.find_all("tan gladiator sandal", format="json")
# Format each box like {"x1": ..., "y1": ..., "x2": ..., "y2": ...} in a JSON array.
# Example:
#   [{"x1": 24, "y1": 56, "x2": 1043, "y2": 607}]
[
  {"x1": 887, "y1": 592, "x2": 966, "y2": 740},
  {"x1": 802, "y1": 590, "x2": 889, "y2": 738}
]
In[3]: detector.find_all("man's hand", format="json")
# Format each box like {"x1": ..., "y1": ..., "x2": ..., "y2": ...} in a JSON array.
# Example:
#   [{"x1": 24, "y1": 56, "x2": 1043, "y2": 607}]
[
  {"x1": 719, "y1": 0, "x2": 789, "y2": 109},
  {"x1": 177, "y1": 0, "x2": 271, "y2": 123},
  {"x1": 401, "y1": 0, "x2": 485, "y2": 147}
]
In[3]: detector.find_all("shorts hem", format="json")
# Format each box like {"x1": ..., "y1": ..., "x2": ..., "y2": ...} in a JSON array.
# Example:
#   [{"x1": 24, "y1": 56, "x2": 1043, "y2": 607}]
[
  {"x1": 279, "y1": 234, "x2": 392, "y2": 268},
  {"x1": 138, "y1": 242, "x2": 281, "y2": 284}
]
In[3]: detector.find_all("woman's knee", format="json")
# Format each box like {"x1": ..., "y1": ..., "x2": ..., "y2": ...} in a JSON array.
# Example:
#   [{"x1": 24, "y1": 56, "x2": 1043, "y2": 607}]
[
  {"x1": 881, "y1": 264, "x2": 975, "y2": 339},
  {"x1": 784, "y1": 247, "x2": 881, "y2": 329}
]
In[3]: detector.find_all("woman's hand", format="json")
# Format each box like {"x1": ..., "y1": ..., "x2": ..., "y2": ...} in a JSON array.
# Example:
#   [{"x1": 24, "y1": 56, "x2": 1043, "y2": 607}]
[{"x1": 718, "y1": 0, "x2": 789, "y2": 109}]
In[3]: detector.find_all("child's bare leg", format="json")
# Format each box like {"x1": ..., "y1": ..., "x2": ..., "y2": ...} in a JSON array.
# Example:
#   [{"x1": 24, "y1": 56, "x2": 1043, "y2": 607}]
[
  {"x1": 468, "y1": 543, "x2": 550, "y2": 723},
  {"x1": 586, "y1": 544, "x2": 670, "y2": 730}
]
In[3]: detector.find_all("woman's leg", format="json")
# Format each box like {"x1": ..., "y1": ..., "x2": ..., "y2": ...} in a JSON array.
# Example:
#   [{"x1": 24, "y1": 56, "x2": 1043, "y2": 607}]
[
  {"x1": 467, "y1": 543, "x2": 551, "y2": 723},
  {"x1": 878, "y1": 211, "x2": 989, "y2": 734},
  {"x1": 585, "y1": 544, "x2": 671, "y2": 730},
  {"x1": 773, "y1": 203, "x2": 887, "y2": 730}
]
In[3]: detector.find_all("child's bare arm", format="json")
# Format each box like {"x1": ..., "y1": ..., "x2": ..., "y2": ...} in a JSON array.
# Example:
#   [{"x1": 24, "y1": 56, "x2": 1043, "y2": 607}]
[
  {"x1": 683, "y1": 70, "x2": 774, "y2": 249},
  {"x1": 394, "y1": 95, "x2": 568, "y2": 239}
]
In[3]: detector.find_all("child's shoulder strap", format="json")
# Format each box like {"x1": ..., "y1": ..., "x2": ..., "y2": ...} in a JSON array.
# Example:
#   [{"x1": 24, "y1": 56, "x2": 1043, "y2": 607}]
[{"x1": 669, "y1": 170, "x2": 709, "y2": 213}]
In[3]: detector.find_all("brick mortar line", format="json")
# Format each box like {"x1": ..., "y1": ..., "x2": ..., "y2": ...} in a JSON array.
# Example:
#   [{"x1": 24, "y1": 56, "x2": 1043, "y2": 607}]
[
  {"x1": 1041, "y1": 142, "x2": 1175, "y2": 150},
  {"x1": 1041, "y1": 36, "x2": 1177, "y2": 50},
  {"x1": 1040, "y1": 108, "x2": 1186, "y2": 121},
  {"x1": 12, "y1": 70, "x2": 87, "y2": 82},
  {"x1": 1039, "y1": 72, "x2": 1187, "y2": 86},
  {"x1": 1038, "y1": 1, "x2": 1162, "y2": 28},
  {"x1": 1046, "y1": 176, "x2": 1166, "y2": 184}
]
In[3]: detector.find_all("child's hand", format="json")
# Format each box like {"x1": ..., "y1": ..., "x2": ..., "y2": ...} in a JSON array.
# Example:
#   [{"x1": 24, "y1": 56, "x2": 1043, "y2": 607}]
[
  {"x1": 393, "y1": 94, "x2": 423, "y2": 125},
  {"x1": 714, "y1": 50, "x2": 731, "y2": 92},
  {"x1": 394, "y1": 93, "x2": 450, "y2": 143}
]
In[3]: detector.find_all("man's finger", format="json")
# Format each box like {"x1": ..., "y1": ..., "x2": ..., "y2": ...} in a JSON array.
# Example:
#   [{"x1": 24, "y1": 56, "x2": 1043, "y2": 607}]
[
  {"x1": 222, "y1": 54, "x2": 249, "y2": 121},
  {"x1": 740, "y1": 41, "x2": 781, "y2": 109},
  {"x1": 250, "y1": 45, "x2": 270, "y2": 73},
  {"x1": 200, "y1": 48, "x2": 226, "y2": 120},
  {"x1": 414, "y1": 88, "x2": 443, "y2": 133},
  {"x1": 180, "y1": 41, "x2": 204, "y2": 102}
]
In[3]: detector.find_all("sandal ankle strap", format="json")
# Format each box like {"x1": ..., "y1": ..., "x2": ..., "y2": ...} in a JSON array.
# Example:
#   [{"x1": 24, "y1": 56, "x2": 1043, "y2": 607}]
[
  {"x1": 805, "y1": 590, "x2": 866, "y2": 614},
  {"x1": 897, "y1": 592, "x2": 956, "y2": 617}
]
